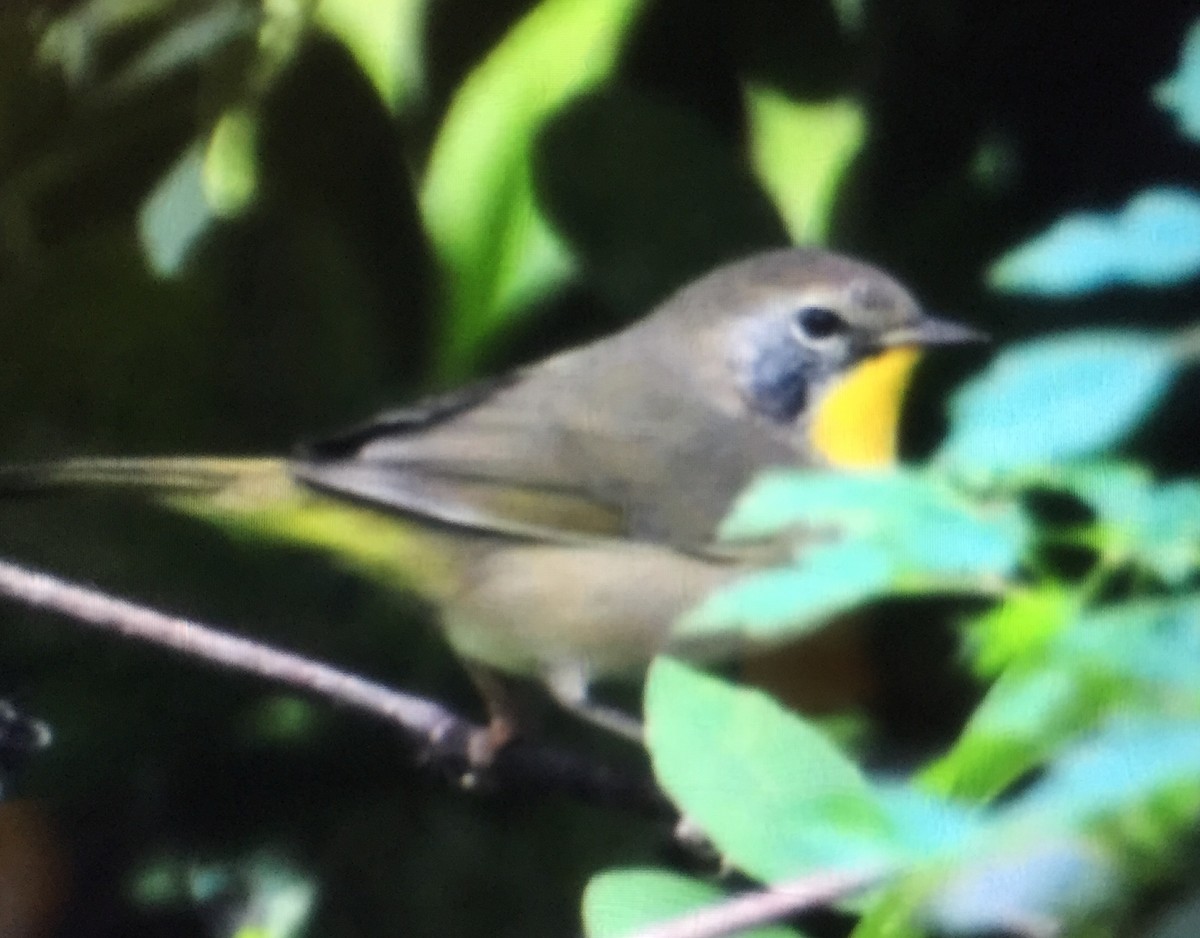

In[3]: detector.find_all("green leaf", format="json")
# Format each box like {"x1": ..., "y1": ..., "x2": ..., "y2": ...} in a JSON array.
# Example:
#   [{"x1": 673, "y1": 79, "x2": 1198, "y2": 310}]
[
  {"x1": 645, "y1": 659, "x2": 897, "y2": 880},
  {"x1": 315, "y1": 0, "x2": 428, "y2": 111},
  {"x1": 720, "y1": 469, "x2": 1029, "y2": 583},
  {"x1": 203, "y1": 106, "x2": 260, "y2": 217},
  {"x1": 1153, "y1": 17, "x2": 1200, "y2": 144},
  {"x1": 1005, "y1": 716, "x2": 1200, "y2": 828},
  {"x1": 937, "y1": 331, "x2": 1179, "y2": 476},
  {"x1": 676, "y1": 542, "x2": 897, "y2": 643},
  {"x1": 1051, "y1": 596, "x2": 1200, "y2": 696},
  {"x1": 583, "y1": 868, "x2": 808, "y2": 938},
  {"x1": 923, "y1": 666, "x2": 1094, "y2": 801},
  {"x1": 419, "y1": 0, "x2": 647, "y2": 378},
  {"x1": 967, "y1": 588, "x2": 1079, "y2": 674},
  {"x1": 139, "y1": 141, "x2": 212, "y2": 277},
  {"x1": 1065, "y1": 466, "x2": 1200, "y2": 583},
  {"x1": 745, "y1": 86, "x2": 864, "y2": 244},
  {"x1": 987, "y1": 187, "x2": 1200, "y2": 296}
]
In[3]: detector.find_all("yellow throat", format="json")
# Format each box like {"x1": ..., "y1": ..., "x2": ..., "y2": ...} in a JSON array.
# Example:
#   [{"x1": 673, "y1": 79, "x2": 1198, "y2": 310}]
[{"x1": 809, "y1": 346, "x2": 922, "y2": 468}]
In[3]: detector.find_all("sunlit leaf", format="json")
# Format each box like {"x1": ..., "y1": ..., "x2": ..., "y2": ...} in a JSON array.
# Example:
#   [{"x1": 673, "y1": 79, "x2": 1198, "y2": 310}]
[
  {"x1": 420, "y1": 0, "x2": 647, "y2": 378},
  {"x1": 923, "y1": 666, "x2": 1093, "y2": 801},
  {"x1": 988, "y1": 187, "x2": 1200, "y2": 296},
  {"x1": 204, "y1": 106, "x2": 259, "y2": 217},
  {"x1": 315, "y1": 0, "x2": 428, "y2": 111},
  {"x1": 745, "y1": 86, "x2": 864, "y2": 244},
  {"x1": 1154, "y1": 18, "x2": 1200, "y2": 144},
  {"x1": 583, "y1": 868, "x2": 807, "y2": 938},
  {"x1": 937, "y1": 331, "x2": 1179, "y2": 475},
  {"x1": 967, "y1": 588, "x2": 1079, "y2": 674},
  {"x1": 645, "y1": 659, "x2": 897, "y2": 880}
]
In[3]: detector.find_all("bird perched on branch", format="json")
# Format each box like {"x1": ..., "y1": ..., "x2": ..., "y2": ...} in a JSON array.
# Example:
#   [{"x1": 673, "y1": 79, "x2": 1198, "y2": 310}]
[{"x1": 0, "y1": 248, "x2": 984, "y2": 754}]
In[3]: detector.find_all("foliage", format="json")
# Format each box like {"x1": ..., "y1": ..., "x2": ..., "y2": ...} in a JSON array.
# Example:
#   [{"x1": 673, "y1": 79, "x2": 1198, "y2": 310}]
[
  {"x1": 589, "y1": 17, "x2": 1200, "y2": 936},
  {"x1": 0, "y1": 1, "x2": 1198, "y2": 937}
]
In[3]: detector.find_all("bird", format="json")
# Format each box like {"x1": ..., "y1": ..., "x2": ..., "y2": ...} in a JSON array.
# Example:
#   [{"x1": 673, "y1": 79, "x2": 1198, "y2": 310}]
[{"x1": 0, "y1": 248, "x2": 984, "y2": 752}]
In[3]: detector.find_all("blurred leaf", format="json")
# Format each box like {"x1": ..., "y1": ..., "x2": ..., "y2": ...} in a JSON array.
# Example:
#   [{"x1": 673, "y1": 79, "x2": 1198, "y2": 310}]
[
  {"x1": 420, "y1": 0, "x2": 647, "y2": 378},
  {"x1": 924, "y1": 837, "x2": 1113, "y2": 937},
  {"x1": 1059, "y1": 465, "x2": 1200, "y2": 583},
  {"x1": 583, "y1": 868, "x2": 807, "y2": 938},
  {"x1": 720, "y1": 471, "x2": 935, "y2": 540},
  {"x1": 987, "y1": 187, "x2": 1200, "y2": 296},
  {"x1": 139, "y1": 140, "x2": 212, "y2": 276},
  {"x1": 106, "y1": 0, "x2": 253, "y2": 94},
  {"x1": 1051, "y1": 597, "x2": 1200, "y2": 697},
  {"x1": 676, "y1": 542, "x2": 896, "y2": 644},
  {"x1": 923, "y1": 666, "x2": 1094, "y2": 801},
  {"x1": 140, "y1": 109, "x2": 260, "y2": 275},
  {"x1": 745, "y1": 86, "x2": 864, "y2": 244},
  {"x1": 315, "y1": 0, "x2": 428, "y2": 112},
  {"x1": 1005, "y1": 716, "x2": 1200, "y2": 829},
  {"x1": 1145, "y1": 891, "x2": 1200, "y2": 938},
  {"x1": 937, "y1": 331, "x2": 1179, "y2": 475},
  {"x1": 968, "y1": 588, "x2": 1078, "y2": 674},
  {"x1": 1154, "y1": 18, "x2": 1200, "y2": 144},
  {"x1": 204, "y1": 106, "x2": 259, "y2": 216},
  {"x1": 720, "y1": 469, "x2": 1029, "y2": 581},
  {"x1": 645, "y1": 659, "x2": 897, "y2": 880}
]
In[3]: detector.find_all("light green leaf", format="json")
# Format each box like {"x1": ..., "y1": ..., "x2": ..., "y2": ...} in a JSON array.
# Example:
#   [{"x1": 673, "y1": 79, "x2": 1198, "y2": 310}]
[
  {"x1": 745, "y1": 86, "x2": 864, "y2": 243},
  {"x1": 204, "y1": 106, "x2": 260, "y2": 217},
  {"x1": 1030, "y1": 463, "x2": 1200, "y2": 583},
  {"x1": 937, "y1": 331, "x2": 1178, "y2": 476},
  {"x1": 315, "y1": 0, "x2": 428, "y2": 111},
  {"x1": 1052, "y1": 596, "x2": 1200, "y2": 696},
  {"x1": 987, "y1": 187, "x2": 1200, "y2": 296},
  {"x1": 676, "y1": 542, "x2": 897, "y2": 643},
  {"x1": 583, "y1": 868, "x2": 808, "y2": 938},
  {"x1": 720, "y1": 469, "x2": 1029, "y2": 584},
  {"x1": 1154, "y1": 18, "x2": 1200, "y2": 144},
  {"x1": 419, "y1": 0, "x2": 647, "y2": 378},
  {"x1": 923, "y1": 666, "x2": 1092, "y2": 801},
  {"x1": 645, "y1": 659, "x2": 897, "y2": 880},
  {"x1": 1004, "y1": 716, "x2": 1200, "y2": 828}
]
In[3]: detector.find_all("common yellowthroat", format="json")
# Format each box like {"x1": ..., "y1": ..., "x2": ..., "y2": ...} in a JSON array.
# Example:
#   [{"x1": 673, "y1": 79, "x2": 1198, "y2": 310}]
[{"x1": 0, "y1": 249, "x2": 983, "y2": 746}]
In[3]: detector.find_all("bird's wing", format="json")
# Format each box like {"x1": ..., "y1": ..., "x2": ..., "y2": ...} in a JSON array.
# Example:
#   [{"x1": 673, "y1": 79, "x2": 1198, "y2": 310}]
[{"x1": 290, "y1": 374, "x2": 630, "y2": 543}]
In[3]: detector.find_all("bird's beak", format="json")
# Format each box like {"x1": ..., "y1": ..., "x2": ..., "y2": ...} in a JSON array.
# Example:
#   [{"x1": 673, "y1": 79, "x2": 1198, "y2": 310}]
[{"x1": 883, "y1": 313, "x2": 989, "y2": 348}]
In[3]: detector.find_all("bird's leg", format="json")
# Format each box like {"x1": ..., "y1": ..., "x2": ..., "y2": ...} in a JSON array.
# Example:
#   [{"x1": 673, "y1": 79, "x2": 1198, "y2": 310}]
[
  {"x1": 543, "y1": 662, "x2": 645, "y2": 745},
  {"x1": 462, "y1": 663, "x2": 542, "y2": 766}
]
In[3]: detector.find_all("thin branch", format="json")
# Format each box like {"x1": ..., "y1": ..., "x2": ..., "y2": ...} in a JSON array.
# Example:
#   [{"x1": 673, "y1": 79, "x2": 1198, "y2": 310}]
[
  {"x1": 626, "y1": 867, "x2": 888, "y2": 938},
  {"x1": 0, "y1": 557, "x2": 668, "y2": 813}
]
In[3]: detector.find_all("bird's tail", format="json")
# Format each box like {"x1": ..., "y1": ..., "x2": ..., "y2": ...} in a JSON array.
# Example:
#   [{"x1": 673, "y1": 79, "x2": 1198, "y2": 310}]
[{"x1": 0, "y1": 456, "x2": 292, "y2": 505}]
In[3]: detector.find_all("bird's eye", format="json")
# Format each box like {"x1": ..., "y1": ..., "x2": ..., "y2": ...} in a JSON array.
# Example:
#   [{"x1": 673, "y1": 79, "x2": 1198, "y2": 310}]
[{"x1": 794, "y1": 306, "x2": 848, "y2": 340}]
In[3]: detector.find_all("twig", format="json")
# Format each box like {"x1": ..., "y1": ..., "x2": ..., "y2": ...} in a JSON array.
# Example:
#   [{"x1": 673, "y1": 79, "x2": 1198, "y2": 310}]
[
  {"x1": 0, "y1": 557, "x2": 668, "y2": 813},
  {"x1": 625, "y1": 866, "x2": 887, "y2": 938}
]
